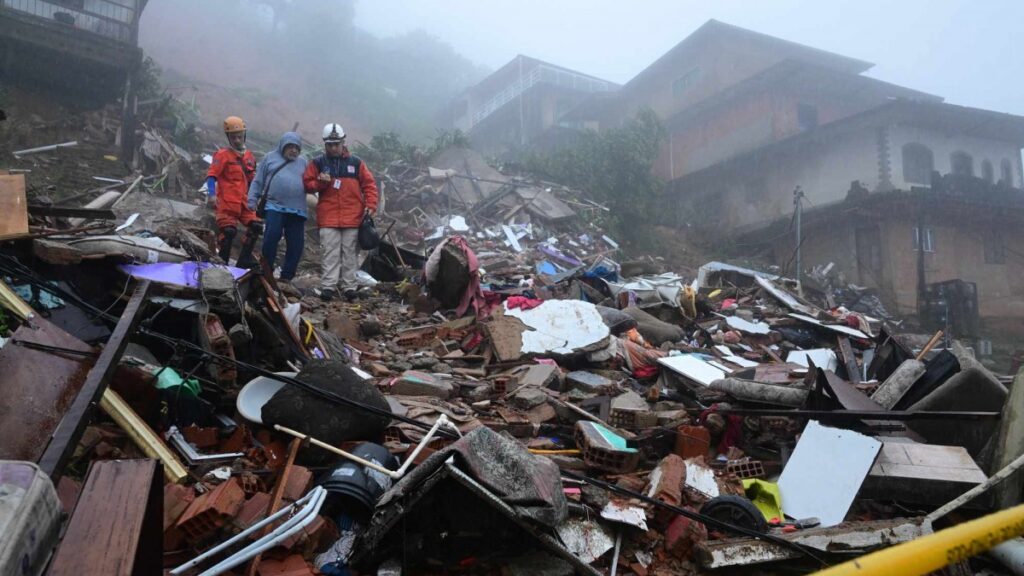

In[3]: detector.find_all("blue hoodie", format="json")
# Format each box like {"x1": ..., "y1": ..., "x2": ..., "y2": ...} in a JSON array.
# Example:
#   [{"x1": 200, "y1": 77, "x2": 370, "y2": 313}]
[{"x1": 248, "y1": 132, "x2": 309, "y2": 217}]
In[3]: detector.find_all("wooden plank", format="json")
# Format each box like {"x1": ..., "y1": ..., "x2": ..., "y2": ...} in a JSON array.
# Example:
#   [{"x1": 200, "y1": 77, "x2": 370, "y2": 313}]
[
  {"x1": 863, "y1": 442, "x2": 987, "y2": 505},
  {"x1": 0, "y1": 318, "x2": 95, "y2": 461},
  {"x1": 836, "y1": 336, "x2": 862, "y2": 384},
  {"x1": 48, "y1": 459, "x2": 162, "y2": 576},
  {"x1": 820, "y1": 369, "x2": 883, "y2": 413},
  {"x1": 27, "y1": 204, "x2": 117, "y2": 220},
  {"x1": 38, "y1": 281, "x2": 150, "y2": 480},
  {"x1": 759, "y1": 344, "x2": 784, "y2": 364},
  {"x1": 245, "y1": 437, "x2": 302, "y2": 576},
  {"x1": 0, "y1": 174, "x2": 29, "y2": 239},
  {"x1": 258, "y1": 275, "x2": 309, "y2": 360}
]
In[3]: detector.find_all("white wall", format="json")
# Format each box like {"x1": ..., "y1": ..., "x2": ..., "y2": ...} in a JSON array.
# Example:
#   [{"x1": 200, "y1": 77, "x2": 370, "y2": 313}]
[
  {"x1": 889, "y1": 124, "x2": 1023, "y2": 188},
  {"x1": 725, "y1": 126, "x2": 880, "y2": 228}
]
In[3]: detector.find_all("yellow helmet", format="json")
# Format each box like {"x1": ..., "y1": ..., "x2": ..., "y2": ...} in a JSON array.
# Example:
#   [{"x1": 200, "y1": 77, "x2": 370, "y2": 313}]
[{"x1": 223, "y1": 116, "x2": 247, "y2": 133}]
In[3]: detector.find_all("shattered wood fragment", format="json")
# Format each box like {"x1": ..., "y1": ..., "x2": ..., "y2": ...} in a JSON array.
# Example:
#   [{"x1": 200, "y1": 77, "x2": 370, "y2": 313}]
[{"x1": 695, "y1": 518, "x2": 923, "y2": 568}]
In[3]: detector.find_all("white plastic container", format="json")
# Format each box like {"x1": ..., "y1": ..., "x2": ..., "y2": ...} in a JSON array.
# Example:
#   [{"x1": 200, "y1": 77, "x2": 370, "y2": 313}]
[{"x1": 0, "y1": 461, "x2": 62, "y2": 576}]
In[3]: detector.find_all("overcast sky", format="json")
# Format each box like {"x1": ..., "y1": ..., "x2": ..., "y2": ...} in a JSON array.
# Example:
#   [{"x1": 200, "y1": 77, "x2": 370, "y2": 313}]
[{"x1": 355, "y1": 0, "x2": 1024, "y2": 116}]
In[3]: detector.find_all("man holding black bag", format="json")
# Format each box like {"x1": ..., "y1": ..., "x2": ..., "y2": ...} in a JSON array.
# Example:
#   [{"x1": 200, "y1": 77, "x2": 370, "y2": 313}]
[
  {"x1": 248, "y1": 132, "x2": 308, "y2": 288},
  {"x1": 303, "y1": 123, "x2": 379, "y2": 302}
]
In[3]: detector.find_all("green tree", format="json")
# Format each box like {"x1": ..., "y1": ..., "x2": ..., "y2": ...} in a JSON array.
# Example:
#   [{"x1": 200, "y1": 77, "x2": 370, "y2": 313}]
[{"x1": 521, "y1": 108, "x2": 665, "y2": 249}]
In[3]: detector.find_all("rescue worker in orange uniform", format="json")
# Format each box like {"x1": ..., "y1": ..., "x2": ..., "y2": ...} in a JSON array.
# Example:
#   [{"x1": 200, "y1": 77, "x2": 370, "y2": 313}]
[
  {"x1": 207, "y1": 116, "x2": 260, "y2": 267},
  {"x1": 303, "y1": 123, "x2": 378, "y2": 302}
]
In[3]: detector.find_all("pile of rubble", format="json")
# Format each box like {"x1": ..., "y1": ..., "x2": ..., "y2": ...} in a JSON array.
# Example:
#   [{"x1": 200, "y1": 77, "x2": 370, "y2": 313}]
[{"x1": 1, "y1": 140, "x2": 1022, "y2": 576}]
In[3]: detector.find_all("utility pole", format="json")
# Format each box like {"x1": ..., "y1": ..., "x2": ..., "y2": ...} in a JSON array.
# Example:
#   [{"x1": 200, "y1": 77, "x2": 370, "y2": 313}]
[
  {"x1": 794, "y1": 186, "x2": 805, "y2": 297},
  {"x1": 518, "y1": 56, "x2": 526, "y2": 147}
]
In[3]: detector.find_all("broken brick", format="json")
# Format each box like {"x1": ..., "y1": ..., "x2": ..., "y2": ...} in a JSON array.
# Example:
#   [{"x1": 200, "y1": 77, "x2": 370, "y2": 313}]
[
  {"x1": 182, "y1": 425, "x2": 220, "y2": 449},
  {"x1": 163, "y1": 483, "x2": 196, "y2": 531},
  {"x1": 233, "y1": 492, "x2": 271, "y2": 531},
  {"x1": 664, "y1": 512, "x2": 707, "y2": 559},
  {"x1": 56, "y1": 476, "x2": 82, "y2": 515},
  {"x1": 176, "y1": 478, "x2": 245, "y2": 543},
  {"x1": 646, "y1": 454, "x2": 685, "y2": 528},
  {"x1": 256, "y1": 554, "x2": 317, "y2": 576},
  {"x1": 281, "y1": 465, "x2": 313, "y2": 503}
]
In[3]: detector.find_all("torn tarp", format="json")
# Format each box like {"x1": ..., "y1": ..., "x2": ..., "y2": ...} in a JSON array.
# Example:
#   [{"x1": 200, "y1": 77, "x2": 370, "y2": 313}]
[
  {"x1": 372, "y1": 426, "x2": 567, "y2": 528},
  {"x1": 119, "y1": 262, "x2": 247, "y2": 289}
]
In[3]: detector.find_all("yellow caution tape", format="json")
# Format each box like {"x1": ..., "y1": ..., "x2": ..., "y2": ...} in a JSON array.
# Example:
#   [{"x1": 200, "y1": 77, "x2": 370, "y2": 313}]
[{"x1": 813, "y1": 503, "x2": 1024, "y2": 576}]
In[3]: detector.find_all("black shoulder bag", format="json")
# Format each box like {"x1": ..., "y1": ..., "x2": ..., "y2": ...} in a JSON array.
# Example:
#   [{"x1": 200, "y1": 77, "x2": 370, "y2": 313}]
[
  {"x1": 255, "y1": 159, "x2": 292, "y2": 219},
  {"x1": 354, "y1": 159, "x2": 380, "y2": 250}
]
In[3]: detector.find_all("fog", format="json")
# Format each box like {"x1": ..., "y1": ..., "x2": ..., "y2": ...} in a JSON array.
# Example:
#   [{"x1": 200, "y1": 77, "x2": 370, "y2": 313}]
[{"x1": 358, "y1": 0, "x2": 1024, "y2": 116}]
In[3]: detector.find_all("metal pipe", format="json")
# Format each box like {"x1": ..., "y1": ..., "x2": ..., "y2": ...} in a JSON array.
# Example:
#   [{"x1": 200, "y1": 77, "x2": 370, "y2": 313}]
[
  {"x1": 197, "y1": 487, "x2": 327, "y2": 576},
  {"x1": 166, "y1": 426, "x2": 244, "y2": 464},
  {"x1": 169, "y1": 487, "x2": 324, "y2": 575},
  {"x1": 924, "y1": 450, "x2": 1024, "y2": 531},
  {"x1": 273, "y1": 413, "x2": 458, "y2": 480},
  {"x1": 812, "y1": 503, "x2": 1024, "y2": 576},
  {"x1": 12, "y1": 141, "x2": 78, "y2": 157},
  {"x1": 991, "y1": 538, "x2": 1024, "y2": 576},
  {"x1": 610, "y1": 531, "x2": 622, "y2": 576}
]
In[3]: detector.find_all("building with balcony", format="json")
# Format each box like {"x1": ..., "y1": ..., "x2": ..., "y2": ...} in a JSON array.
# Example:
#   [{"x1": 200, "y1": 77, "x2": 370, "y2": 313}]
[
  {"x1": 440, "y1": 55, "x2": 619, "y2": 155},
  {"x1": 1, "y1": 0, "x2": 148, "y2": 97}
]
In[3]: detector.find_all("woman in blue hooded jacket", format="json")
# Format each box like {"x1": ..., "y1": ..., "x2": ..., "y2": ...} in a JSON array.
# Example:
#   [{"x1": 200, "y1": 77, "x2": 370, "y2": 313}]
[{"x1": 248, "y1": 132, "x2": 308, "y2": 283}]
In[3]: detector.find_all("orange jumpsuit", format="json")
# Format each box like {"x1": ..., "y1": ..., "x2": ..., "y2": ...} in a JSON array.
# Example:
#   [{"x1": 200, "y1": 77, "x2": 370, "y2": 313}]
[{"x1": 208, "y1": 148, "x2": 258, "y2": 229}]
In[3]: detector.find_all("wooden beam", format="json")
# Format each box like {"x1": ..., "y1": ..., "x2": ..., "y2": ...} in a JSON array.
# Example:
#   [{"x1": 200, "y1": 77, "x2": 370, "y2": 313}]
[
  {"x1": 836, "y1": 336, "x2": 862, "y2": 384},
  {"x1": 48, "y1": 459, "x2": 162, "y2": 576},
  {"x1": 38, "y1": 281, "x2": 150, "y2": 480},
  {"x1": 27, "y1": 205, "x2": 117, "y2": 220},
  {"x1": 245, "y1": 437, "x2": 302, "y2": 576}
]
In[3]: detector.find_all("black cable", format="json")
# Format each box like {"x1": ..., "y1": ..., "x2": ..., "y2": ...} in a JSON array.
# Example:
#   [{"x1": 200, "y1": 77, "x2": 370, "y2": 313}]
[
  {"x1": 1, "y1": 255, "x2": 828, "y2": 563},
  {"x1": 559, "y1": 469, "x2": 828, "y2": 565},
  {"x1": 11, "y1": 340, "x2": 98, "y2": 357}
]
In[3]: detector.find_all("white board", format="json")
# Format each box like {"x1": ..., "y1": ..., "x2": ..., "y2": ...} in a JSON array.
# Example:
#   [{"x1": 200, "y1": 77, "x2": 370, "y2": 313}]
[
  {"x1": 786, "y1": 349, "x2": 839, "y2": 372},
  {"x1": 723, "y1": 355, "x2": 759, "y2": 369},
  {"x1": 778, "y1": 420, "x2": 881, "y2": 527},
  {"x1": 504, "y1": 300, "x2": 609, "y2": 356},
  {"x1": 724, "y1": 315, "x2": 771, "y2": 335},
  {"x1": 657, "y1": 355, "x2": 725, "y2": 387},
  {"x1": 788, "y1": 313, "x2": 868, "y2": 340}
]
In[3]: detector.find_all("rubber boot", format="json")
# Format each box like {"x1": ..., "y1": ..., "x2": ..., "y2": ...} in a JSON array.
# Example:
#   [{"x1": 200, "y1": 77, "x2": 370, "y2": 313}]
[
  {"x1": 236, "y1": 222, "x2": 261, "y2": 269},
  {"x1": 218, "y1": 226, "x2": 237, "y2": 263}
]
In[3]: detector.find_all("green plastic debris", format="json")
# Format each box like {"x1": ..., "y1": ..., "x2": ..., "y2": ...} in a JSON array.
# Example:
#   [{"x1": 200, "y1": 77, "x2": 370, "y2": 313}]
[
  {"x1": 154, "y1": 367, "x2": 201, "y2": 396},
  {"x1": 742, "y1": 478, "x2": 784, "y2": 522}
]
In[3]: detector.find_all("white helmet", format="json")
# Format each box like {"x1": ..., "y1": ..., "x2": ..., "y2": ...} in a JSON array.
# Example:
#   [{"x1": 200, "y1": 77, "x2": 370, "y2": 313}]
[{"x1": 322, "y1": 123, "x2": 345, "y2": 142}]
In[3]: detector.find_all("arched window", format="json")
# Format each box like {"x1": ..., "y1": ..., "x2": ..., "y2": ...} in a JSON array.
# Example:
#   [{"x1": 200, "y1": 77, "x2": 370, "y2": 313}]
[
  {"x1": 982, "y1": 160, "x2": 994, "y2": 183},
  {"x1": 1001, "y1": 159, "x2": 1015, "y2": 186},
  {"x1": 951, "y1": 151, "x2": 974, "y2": 176},
  {"x1": 902, "y1": 143, "x2": 934, "y2": 185}
]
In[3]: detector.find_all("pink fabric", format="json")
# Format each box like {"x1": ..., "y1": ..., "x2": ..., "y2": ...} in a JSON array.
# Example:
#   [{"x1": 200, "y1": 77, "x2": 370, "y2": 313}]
[
  {"x1": 506, "y1": 295, "x2": 544, "y2": 310},
  {"x1": 449, "y1": 235, "x2": 490, "y2": 318}
]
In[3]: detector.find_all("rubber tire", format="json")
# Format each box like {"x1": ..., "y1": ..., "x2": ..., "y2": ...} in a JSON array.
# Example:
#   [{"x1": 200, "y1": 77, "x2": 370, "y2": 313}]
[{"x1": 699, "y1": 495, "x2": 769, "y2": 533}]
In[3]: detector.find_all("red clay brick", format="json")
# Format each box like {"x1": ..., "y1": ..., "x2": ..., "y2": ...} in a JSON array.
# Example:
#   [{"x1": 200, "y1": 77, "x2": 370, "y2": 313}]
[
  {"x1": 182, "y1": 425, "x2": 220, "y2": 449},
  {"x1": 280, "y1": 465, "x2": 312, "y2": 503},
  {"x1": 56, "y1": 476, "x2": 81, "y2": 515},
  {"x1": 163, "y1": 483, "x2": 196, "y2": 531},
  {"x1": 664, "y1": 512, "x2": 707, "y2": 559},
  {"x1": 646, "y1": 454, "x2": 684, "y2": 528},
  {"x1": 176, "y1": 478, "x2": 245, "y2": 543},
  {"x1": 256, "y1": 554, "x2": 317, "y2": 576},
  {"x1": 233, "y1": 492, "x2": 271, "y2": 532}
]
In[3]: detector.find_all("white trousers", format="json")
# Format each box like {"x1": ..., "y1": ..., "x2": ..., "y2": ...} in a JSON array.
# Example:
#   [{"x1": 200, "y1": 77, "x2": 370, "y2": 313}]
[{"x1": 320, "y1": 227, "x2": 360, "y2": 292}]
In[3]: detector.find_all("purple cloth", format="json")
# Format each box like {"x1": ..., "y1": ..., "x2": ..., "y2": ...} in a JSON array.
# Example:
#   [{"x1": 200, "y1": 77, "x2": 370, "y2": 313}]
[{"x1": 119, "y1": 262, "x2": 247, "y2": 288}]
